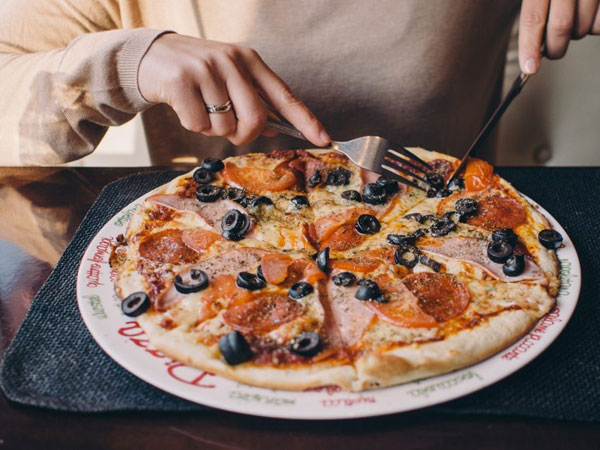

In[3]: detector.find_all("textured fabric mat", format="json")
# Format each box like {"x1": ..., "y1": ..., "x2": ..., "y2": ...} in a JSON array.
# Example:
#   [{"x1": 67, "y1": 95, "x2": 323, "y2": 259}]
[{"x1": 1, "y1": 168, "x2": 599, "y2": 421}]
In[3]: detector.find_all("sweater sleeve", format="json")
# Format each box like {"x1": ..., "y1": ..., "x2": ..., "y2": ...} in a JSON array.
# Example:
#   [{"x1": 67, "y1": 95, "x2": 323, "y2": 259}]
[{"x1": 0, "y1": 0, "x2": 170, "y2": 165}]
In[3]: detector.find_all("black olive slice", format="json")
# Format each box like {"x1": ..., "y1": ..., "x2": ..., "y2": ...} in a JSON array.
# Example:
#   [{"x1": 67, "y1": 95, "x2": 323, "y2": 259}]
[
  {"x1": 430, "y1": 219, "x2": 457, "y2": 237},
  {"x1": 341, "y1": 190, "x2": 362, "y2": 202},
  {"x1": 308, "y1": 170, "x2": 322, "y2": 187},
  {"x1": 222, "y1": 187, "x2": 246, "y2": 202},
  {"x1": 503, "y1": 254, "x2": 525, "y2": 277},
  {"x1": 174, "y1": 269, "x2": 209, "y2": 294},
  {"x1": 362, "y1": 183, "x2": 387, "y2": 205},
  {"x1": 411, "y1": 228, "x2": 428, "y2": 239},
  {"x1": 427, "y1": 188, "x2": 438, "y2": 198},
  {"x1": 435, "y1": 189, "x2": 452, "y2": 198},
  {"x1": 222, "y1": 230, "x2": 243, "y2": 241},
  {"x1": 316, "y1": 247, "x2": 329, "y2": 273},
  {"x1": 289, "y1": 281, "x2": 313, "y2": 299},
  {"x1": 193, "y1": 168, "x2": 215, "y2": 185},
  {"x1": 326, "y1": 167, "x2": 352, "y2": 186},
  {"x1": 221, "y1": 210, "x2": 250, "y2": 235},
  {"x1": 236, "y1": 272, "x2": 266, "y2": 291},
  {"x1": 219, "y1": 331, "x2": 252, "y2": 365},
  {"x1": 448, "y1": 177, "x2": 465, "y2": 191},
  {"x1": 376, "y1": 176, "x2": 400, "y2": 194},
  {"x1": 455, "y1": 198, "x2": 478, "y2": 216},
  {"x1": 291, "y1": 195, "x2": 310, "y2": 209},
  {"x1": 355, "y1": 278, "x2": 381, "y2": 301},
  {"x1": 373, "y1": 294, "x2": 389, "y2": 304},
  {"x1": 492, "y1": 228, "x2": 518, "y2": 246},
  {"x1": 418, "y1": 254, "x2": 442, "y2": 272},
  {"x1": 355, "y1": 214, "x2": 381, "y2": 234},
  {"x1": 443, "y1": 211, "x2": 461, "y2": 223},
  {"x1": 289, "y1": 332, "x2": 322, "y2": 357},
  {"x1": 425, "y1": 173, "x2": 444, "y2": 190},
  {"x1": 419, "y1": 214, "x2": 438, "y2": 225},
  {"x1": 121, "y1": 292, "x2": 151, "y2": 317},
  {"x1": 196, "y1": 185, "x2": 222, "y2": 203},
  {"x1": 404, "y1": 213, "x2": 423, "y2": 222},
  {"x1": 538, "y1": 229, "x2": 563, "y2": 250},
  {"x1": 487, "y1": 241, "x2": 514, "y2": 264},
  {"x1": 245, "y1": 195, "x2": 273, "y2": 209},
  {"x1": 387, "y1": 234, "x2": 416, "y2": 246},
  {"x1": 394, "y1": 245, "x2": 420, "y2": 268},
  {"x1": 256, "y1": 265, "x2": 266, "y2": 282},
  {"x1": 201, "y1": 157, "x2": 225, "y2": 173},
  {"x1": 332, "y1": 271, "x2": 356, "y2": 287}
]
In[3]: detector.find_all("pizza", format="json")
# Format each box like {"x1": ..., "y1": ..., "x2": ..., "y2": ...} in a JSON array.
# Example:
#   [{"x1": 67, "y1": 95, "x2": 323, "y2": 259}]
[{"x1": 109, "y1": 148, "x2": 562, "y2": 392}]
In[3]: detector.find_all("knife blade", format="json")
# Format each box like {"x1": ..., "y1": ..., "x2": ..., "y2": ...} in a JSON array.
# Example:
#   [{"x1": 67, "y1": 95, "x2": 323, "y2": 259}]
[{"x1": 445, "y1": 72, "x2": 531, "y2": 188}]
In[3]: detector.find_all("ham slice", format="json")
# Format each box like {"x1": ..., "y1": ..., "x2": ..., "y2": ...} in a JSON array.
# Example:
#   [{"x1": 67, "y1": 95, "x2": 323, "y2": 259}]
[
  {"x1": 419, "y1": 237, "x2": 547, "y2": 284},
  {"x1": 147, "y1": 194, "x2": 254, "y2": 235},
  {"x1": 156, "y1": 247, "x2": 268, "y2": 310},
  {"x1": 325, "y1": 273, "x2": 375, "y2": 347}
]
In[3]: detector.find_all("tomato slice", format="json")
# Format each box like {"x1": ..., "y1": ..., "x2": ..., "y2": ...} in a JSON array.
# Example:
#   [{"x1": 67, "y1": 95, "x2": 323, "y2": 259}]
[
  {"x1": 223, "y1": 161, "x2": 297, "y2": 193},
  {"x1": 403, "y1": 273, "x2": 470, "y2": 322},
  {"x1": 203, "y1": 274, "x2": 252, "y2": 306},
  {"x1": 331, "y1": 257, "x2": 381, "y2": 273},
  {"x1": 260, "y1": 253, "x2": 293, "y2": 285},
  {"x1": 464, "y1": 158, "x2": 495, "y2": 191}
]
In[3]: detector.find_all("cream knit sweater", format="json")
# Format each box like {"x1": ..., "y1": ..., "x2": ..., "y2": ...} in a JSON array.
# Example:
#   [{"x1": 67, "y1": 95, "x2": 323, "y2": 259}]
[{"x1": 0, "y1": 0, "x2": 519, "y2": 165}]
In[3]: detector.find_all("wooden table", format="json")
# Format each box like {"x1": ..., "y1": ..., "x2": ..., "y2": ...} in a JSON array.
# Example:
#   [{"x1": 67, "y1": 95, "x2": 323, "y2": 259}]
[{"x1": 0, "y1": 167, "x2": 598, "y2": 450}]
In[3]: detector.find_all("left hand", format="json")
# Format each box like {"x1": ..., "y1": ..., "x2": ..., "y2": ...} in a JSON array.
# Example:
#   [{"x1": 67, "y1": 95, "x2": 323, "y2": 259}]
[{"x1": 519, "y1": 0, "x2": 600, "y2": 74}]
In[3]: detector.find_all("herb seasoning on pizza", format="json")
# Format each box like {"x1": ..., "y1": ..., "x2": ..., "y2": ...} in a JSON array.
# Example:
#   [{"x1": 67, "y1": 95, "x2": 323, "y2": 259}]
[{"x1": 110, "y1": 148, "x2": 560, "y2": 392}]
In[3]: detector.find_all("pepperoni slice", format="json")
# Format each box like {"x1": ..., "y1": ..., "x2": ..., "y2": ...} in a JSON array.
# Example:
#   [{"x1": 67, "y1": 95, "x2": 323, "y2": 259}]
[
  {"x1": 468, "y1": 195, "x2": 527, "y2": 231},
  {"x1": 364, "y1": 275, "x2": 437, "y2": 328},
  {"x1": 261, "y1": 253, "x2": 293, "y2": 284},
  {"x1": 223, "y1": 293, "x2": 304, "y2": 333},
  {"x1": 203, "y1": 274, "x2": 252, "y2": 306},
  {"x1": 428, "y1": 159, "x2": 455, "y2": 180},
  {"x1": 138, "y1": 229, "x2": 198, "y2": 265},
  {"x1": 403, "y1": 273, "x2": 470, "y2": 322},
  {"x1": 464, "y1": 158, "x2": 495, "y2": 191},
  {"x1": 222, "y1": 161, "x2": 297, "y2": 193},
  {"x1": 320, "y1": 223, "x2": 364, "y2": 251},
  {"x1": 284, "y1": 260, "x2": 326, "y2": 286}
]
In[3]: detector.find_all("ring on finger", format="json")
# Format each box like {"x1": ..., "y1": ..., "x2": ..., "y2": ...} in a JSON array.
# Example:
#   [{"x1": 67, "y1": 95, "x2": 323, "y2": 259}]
[{"x1": 205, "y1": 100, "x2": 233, "y2": 114}]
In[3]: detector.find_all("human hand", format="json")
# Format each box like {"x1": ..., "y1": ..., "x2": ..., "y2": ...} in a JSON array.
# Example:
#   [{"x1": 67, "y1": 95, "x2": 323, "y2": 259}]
[
  {"x1": 138, "y1": 34, "x2": 330, "y2": 146},
  {"x1": 519, "y1": 0, "x2": 600, "y2": 74}
]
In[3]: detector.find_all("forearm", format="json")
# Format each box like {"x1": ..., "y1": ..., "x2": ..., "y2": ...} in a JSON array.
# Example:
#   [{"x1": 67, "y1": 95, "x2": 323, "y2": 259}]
[{"x1": 0, "y1": 28, "x2": 168, "y2": 165}]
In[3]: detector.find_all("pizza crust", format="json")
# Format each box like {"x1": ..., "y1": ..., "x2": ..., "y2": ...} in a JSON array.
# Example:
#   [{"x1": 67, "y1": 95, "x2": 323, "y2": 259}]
[{"x1": 114, "y1": 147, "x2": 561, "y2": 392}]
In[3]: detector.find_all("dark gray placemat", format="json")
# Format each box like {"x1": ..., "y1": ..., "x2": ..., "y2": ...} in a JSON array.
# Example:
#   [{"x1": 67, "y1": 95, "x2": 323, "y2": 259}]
[{"x1": 1, "y1": 168, "x2": 599, "y2": 421}]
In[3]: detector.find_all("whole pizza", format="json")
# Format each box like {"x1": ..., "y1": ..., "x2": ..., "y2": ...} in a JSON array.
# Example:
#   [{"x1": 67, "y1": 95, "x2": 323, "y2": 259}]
[{"x1": 110, "y1": 148, "x2": 561, "y2": 392}]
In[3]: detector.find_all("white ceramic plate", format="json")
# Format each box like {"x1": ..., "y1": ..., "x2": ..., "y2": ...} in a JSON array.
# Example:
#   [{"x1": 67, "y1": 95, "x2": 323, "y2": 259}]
[{"x1": 77, "y1": 189, "x2": 581, "y2": 420}]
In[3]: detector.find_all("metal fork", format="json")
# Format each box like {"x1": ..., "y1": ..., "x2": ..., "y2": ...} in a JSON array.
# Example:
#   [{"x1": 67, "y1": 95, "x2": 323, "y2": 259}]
[{"x1": 265, "y1": 118, "x2": 433, "y2": 191}]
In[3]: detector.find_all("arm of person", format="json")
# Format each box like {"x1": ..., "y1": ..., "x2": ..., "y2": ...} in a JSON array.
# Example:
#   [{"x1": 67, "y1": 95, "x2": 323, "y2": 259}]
[
  {"x1": 519, "y1": 0, "x2": 600, "y2": 74},
  {"x1": 0, "y1": 0, "x2": 171, "y2": 165},
  {"x1": 0, "y1": 0, "x2": 329, "y2": 166}
]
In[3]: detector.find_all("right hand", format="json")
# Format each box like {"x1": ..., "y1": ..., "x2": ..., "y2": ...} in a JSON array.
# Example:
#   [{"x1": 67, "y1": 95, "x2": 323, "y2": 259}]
[{"x1": 138, "y1": 33, "x2": 330, "y2": 147}]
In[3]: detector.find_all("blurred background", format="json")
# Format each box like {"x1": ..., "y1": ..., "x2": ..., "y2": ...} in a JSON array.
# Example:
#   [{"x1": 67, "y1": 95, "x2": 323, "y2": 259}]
[{"x1": 67, "y1": 23, "x2": 600, "y2": 168}]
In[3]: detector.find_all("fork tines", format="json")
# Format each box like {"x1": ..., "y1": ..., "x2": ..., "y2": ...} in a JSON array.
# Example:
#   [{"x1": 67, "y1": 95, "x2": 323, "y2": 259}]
[{"x1": 381, "y1": 146, "x2": 432, "y2": 191}]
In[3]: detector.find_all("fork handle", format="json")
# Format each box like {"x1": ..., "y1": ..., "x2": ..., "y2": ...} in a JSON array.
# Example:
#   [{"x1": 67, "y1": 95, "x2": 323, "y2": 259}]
[{"x1": 265, "y1": 117, "x2": 307, "y2": 141}]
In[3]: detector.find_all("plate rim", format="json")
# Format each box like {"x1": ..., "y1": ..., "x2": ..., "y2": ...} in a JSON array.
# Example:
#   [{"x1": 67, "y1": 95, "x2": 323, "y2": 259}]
[{"x1": 76, "y1": 190, "x2": 581, "y2": 420}]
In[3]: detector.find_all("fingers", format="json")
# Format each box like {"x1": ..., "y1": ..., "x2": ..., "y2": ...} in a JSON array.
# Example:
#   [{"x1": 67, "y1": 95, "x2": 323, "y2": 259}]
[
  {"x1": 593, "y1": 5, "x2": 600, "y2": 33},
  {"x1": 574, "y1": 0, "x2": 599, "y2": 37},
  {"x1": 545, "y1": 0, "x2": 576, "y2": 59},
  {"x1": 244, "y1": 50, "x2": 330, "y2": 147},
  {"x1": 519, "y1": 0, "x2": 550, "y2": 73},
  {"x1": 195, "y1": 61, "x2": 237, "y2": 137}
]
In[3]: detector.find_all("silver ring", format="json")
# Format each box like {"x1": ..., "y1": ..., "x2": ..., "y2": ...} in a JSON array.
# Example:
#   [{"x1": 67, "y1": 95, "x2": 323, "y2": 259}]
[{"x1": 205, "y1": 100, "x2": 233, "y2": 114}]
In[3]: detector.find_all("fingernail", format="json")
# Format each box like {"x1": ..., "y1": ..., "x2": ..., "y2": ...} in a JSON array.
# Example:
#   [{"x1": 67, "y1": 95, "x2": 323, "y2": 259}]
[
  {"x1": 524, "y1": 58, "x2": 538, "y2": 74},
  {"x1": 320, "y1": 130, "x2": 331, "y2": 145}
]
